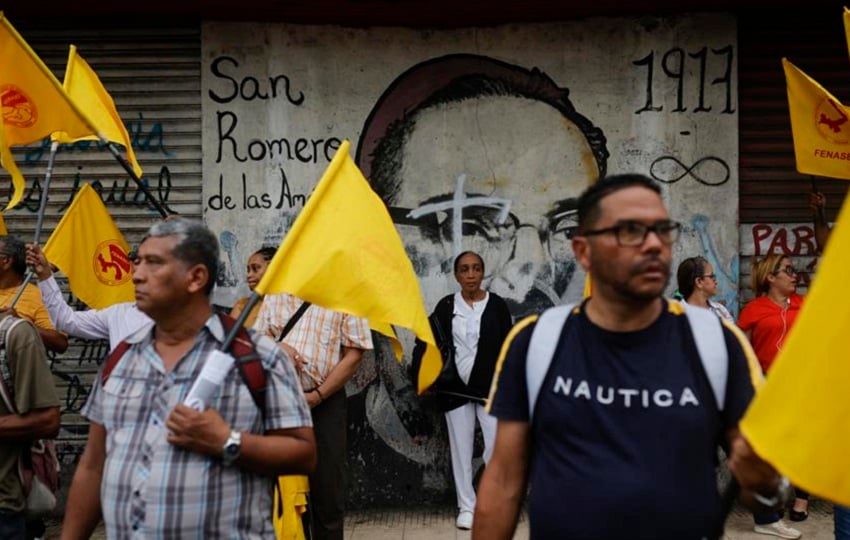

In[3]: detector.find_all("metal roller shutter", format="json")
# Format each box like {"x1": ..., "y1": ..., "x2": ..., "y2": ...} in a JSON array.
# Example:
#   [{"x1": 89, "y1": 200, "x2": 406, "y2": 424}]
[
  {"x1": 738, "y1": 9, "x2": 849, "y2": 301},
  {"x1": 1, "y1": 20, "x2": 201, "y2": 471}
]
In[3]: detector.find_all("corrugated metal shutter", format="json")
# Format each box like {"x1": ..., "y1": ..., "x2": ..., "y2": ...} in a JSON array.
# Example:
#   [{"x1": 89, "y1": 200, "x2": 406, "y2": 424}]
[
  {"x1": 739, "y1": 9, "x2": 850, "y2": 223},
  {"x1": 1, "y1": 20, "x2": 201, "y2": 471},
  {"x1": 738, "y1": 9, "x2": 849, "y2": 302}
]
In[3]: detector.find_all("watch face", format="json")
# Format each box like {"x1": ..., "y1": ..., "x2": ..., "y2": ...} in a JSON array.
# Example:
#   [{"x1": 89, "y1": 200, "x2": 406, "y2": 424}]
[{"x1": 225, "y1": 443, "x2": 239, "y2": 457}]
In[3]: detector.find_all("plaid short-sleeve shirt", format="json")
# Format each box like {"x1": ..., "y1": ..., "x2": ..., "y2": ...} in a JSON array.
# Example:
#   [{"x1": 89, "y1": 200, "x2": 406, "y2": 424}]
[
  {"x1": 82, "y1": 314, "x2": 312, "y2": 539},
  {"x1": 253, "y1": 294, "x2": 373, "y2": 389}
]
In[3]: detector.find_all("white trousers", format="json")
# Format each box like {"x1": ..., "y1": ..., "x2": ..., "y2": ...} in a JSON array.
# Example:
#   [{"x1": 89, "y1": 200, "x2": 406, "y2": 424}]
[{"x1": 444, "y1": 401, "x2": 497, "y2": 513}]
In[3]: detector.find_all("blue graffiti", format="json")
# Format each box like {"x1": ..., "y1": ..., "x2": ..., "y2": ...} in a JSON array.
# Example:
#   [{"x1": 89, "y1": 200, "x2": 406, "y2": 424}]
[{"x1": 22, "y1": 113, "x2": 170, "y2": 164}]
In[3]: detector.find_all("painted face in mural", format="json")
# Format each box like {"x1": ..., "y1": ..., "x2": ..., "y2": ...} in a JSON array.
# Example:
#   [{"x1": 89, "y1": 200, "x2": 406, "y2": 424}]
[
  {"x1": 360, "y1": 55, "x2": 609, "y2": 318},
  {"x1": 396, "y1": 97, "x2": 598, "y2": 314}
]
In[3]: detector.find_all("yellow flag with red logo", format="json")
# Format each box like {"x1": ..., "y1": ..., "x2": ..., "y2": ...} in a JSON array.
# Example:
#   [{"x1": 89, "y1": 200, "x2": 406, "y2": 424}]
[
  {"x1": 783, "y1": 58, "x2": 850, "y2": 181},
  {"x1": 43, "y1": 183, "x2": 134, "y2": 309},
  {"x1": 52, "y1": 45, "x2": 142, "y2": 178},
  {"x1": 0, "y1": 13, "x2": 97, "y2": 209}
]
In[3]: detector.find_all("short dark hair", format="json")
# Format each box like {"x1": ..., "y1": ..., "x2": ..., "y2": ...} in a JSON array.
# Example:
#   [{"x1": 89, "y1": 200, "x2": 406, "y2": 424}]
[
  {"x1": 144, "y1": 218, "x2": 219, "y2": 296},
  {"x1": 358, "y1": 55, "x2": 609, "y2": 205},
  {"x1": 252, "y1": 246, "x2": 277, "y2": 262},
  {"x1": 576, "y1": 174, "x2": 661, "y2": 233},
  {"x1": 453, "y1": 251, "x2": 485, "y2": 274},
  {"x1": 0, "y1": 235, "x2": 27, "y2": 276},
  {"x1": 676, "y1": 256, "x2": 709, "y2": 300}
]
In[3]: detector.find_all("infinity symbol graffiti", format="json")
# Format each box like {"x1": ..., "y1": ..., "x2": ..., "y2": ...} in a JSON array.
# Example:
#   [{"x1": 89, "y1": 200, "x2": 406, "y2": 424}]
[{"x1": 650, "y1": 156, "x2": 730, "y2": 186}]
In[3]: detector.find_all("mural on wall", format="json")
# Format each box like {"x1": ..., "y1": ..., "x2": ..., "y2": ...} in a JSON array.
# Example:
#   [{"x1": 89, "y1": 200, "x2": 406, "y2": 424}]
[{"x1": 202, "y1": 14, "x2": 739, "y2": 506}]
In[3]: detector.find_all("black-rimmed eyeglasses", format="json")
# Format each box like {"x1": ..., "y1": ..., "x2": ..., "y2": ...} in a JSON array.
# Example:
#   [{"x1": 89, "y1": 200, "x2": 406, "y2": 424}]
[
  {"x1": 775, "y1": 266, "x2": 798, "y2": 276},
  {"x1": 578, "y1": 220, "x2": 681, "y2": 247},
  {"x1": 701, "y1": 273, "x2": 717, "y2": 280}
]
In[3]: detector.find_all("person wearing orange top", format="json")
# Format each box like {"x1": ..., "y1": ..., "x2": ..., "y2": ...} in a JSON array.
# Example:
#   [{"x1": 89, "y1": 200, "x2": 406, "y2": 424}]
[{"x1": 738, "y1": 253, "x2": 808, "y2": 531}]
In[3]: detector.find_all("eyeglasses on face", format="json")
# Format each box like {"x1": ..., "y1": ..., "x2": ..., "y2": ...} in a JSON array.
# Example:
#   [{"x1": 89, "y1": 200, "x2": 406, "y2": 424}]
[
  {"x1": 579, "y1": 220, "x2": 681, "y2": 247},
  {"x1": 775, "y1": 265, "x2": 798, "y2": 276},
  {"x1": 700, "y1": 273, "x2": 717, "y2": 280}
]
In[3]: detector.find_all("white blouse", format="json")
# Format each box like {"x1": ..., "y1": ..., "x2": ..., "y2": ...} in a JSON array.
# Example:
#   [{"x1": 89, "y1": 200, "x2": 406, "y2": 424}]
[{"x1": 452, "y1": 291, "x2": 490, "y2": 385}]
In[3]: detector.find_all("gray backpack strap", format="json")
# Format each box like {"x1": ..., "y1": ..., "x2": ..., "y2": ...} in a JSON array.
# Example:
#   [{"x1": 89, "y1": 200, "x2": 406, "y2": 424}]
[
  {"x1": 0, "y1": 316, "x2": 27, "y2": 411},
  {"x1": 682, "y1": 303, "x2": 728, "y2": 411},
  {"x1": 526, "y1": 303, "x2": 577, "y2": 421}
]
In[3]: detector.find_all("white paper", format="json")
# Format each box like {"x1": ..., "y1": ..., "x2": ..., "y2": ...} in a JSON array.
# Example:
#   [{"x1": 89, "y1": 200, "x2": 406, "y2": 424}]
[{"x1": 184, "y1": 350, "x2": 234, "y2": 411}]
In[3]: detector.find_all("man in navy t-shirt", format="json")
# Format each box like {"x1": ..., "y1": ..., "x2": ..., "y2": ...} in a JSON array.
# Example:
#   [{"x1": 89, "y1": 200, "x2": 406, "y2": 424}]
[{"x1": 474, "y1": 174, "x2": 793, "y2": 540}]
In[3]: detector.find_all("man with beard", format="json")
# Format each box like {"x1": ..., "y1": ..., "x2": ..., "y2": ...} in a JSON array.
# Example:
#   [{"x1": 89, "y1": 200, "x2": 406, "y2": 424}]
[{"x1": 474, "y1": 174, "x2": 791, "y2": 540}]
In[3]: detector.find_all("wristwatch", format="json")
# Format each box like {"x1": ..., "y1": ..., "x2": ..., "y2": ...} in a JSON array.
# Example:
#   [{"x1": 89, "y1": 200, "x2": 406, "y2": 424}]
[
  {"x1": 753, "y1": 475, "x2": 791, "y2": 507},
  {"x1": 221, "y1": 430, "x2": 242, "y2": 466}
]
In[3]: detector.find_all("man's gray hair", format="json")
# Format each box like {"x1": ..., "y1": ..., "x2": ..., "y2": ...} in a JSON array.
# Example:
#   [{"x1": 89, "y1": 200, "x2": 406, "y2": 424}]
[{"x1": 145, "y1": 218, "x2": 219, "y2": 295}]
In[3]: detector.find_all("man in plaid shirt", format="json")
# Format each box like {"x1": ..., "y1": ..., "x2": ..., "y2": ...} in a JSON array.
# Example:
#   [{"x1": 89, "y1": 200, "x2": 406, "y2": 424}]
[
  {"x1": 254, "y1": 294, "x2": 373, "y2": 540},
  {"x1": 61, "y1": 219, "x2": 315, "y2": 539}
]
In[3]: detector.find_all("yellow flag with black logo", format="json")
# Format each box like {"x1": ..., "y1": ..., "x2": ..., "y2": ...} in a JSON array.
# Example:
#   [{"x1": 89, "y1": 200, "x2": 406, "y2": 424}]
[
  {"x1": 43, "y1": 183, "x2": 134, "y2": 309},
  {"x1": 783, "y1": 58, "x2": 850, "y2": 180}
]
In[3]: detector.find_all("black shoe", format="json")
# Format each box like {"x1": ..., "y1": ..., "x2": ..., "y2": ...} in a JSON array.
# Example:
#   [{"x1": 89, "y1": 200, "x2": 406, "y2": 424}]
[{"x1": 789, "y1": 509, "x2": 808, "y2": 522}]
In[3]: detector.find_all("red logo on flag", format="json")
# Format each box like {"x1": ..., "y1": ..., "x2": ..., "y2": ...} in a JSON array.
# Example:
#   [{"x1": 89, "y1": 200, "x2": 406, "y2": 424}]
[
  {"x1": 0, "y1": 84, "x2": 37, "y2": 128},
  {"x1": 93, "y1": 241, "x2": 132, "y2": 286},
  {"x1": 815, "y1": 98, "x2": 850, "y2": 144}
]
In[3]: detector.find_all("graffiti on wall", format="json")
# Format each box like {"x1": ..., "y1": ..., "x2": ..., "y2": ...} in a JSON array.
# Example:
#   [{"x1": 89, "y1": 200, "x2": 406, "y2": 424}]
[
  {"x1": 202, "y1": 14, "x2": 740, "y2": 506},
  {"x1": 740, "y1": 223, "x2": 822, "y2": 294}
]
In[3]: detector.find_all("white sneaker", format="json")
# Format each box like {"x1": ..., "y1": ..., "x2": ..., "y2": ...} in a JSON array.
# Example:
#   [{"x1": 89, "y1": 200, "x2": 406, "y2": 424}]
[
  {"x1": 456, "y1": 510, "x2": 474, "y2": 530},
  {"x1": 753, "y1": 520, "x2": 802, "y2": 539}
]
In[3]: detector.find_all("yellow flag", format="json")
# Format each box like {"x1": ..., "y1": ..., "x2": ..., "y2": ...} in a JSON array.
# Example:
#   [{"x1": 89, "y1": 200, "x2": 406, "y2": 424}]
[
  {"x1": 0, "y1": 211, "x2": 6, "y2": 235},
  {"x1": 254, "y1": 140, "x2": 441, "y2": 394},
  {"x1": 782, "y1": 58, "x2": 850, "y2": 181},
  {"x1": 740, "y1": 193, "x2": 850, "y2": 507},
  {"x1": 0, "y1": 13, "x2": 97, "y2": 209},
  {"x1": 52, "y1": 45, "x2": 142, "y2": 178},
  {"x1": 43, "y1": 183, "x2": 135, "y2": 309},
  {"x1": 583, "y1": 273, "x2": 592, "y2": 298}
]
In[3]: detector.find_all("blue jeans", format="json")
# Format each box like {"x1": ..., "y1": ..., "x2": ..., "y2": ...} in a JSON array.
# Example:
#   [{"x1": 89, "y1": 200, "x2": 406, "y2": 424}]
[
  {"x1": 835, "y1": 504, "x2": 850, "y2": 540},
  {"x1": 0, "y1": 509, "x2": 26, "y2": 540},
  {"x1": 754, "y1": 511, "x2": 782, "y2": 525}
]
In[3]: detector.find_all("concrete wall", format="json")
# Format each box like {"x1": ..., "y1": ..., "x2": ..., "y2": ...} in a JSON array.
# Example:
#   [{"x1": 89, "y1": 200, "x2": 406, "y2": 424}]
[{"x1": 201, "y1": 13, "x2": 740, "y2": 507}]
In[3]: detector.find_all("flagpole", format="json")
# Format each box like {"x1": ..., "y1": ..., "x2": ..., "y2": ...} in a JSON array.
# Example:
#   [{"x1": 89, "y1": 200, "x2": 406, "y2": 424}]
[
  {"x1": 219, "y1": 292, "x2": 262, "y2": 351},
  {"x1": 100, "y1": 137, "x2": 170, "y2": 218},
  {"x1": 9, "y1": 141, "x2": 60, "y2": 308}
]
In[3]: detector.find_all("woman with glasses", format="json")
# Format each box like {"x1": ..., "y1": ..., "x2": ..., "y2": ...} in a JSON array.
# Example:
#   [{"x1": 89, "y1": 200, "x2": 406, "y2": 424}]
[
  {"x1": 675, "y1": 256, "x2": 733, "y2": 322},
  {"x1": 738, "y1": 254, "x2": 809, "y2": 534},
  {"x1": 412, "y1": 251, "x2": 513, "y2": 531}
]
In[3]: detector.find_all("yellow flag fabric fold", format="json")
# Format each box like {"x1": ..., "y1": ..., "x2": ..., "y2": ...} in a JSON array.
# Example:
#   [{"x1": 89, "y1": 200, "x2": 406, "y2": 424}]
[
  {"x1": 254, "y1": 140, "x2": 441, "y2": 394},
  {"x1": 0, "y1": 211, "x2": 6, "y2": 235},
  {"x1": 844, "y1": 7, "x2": 850, "y2": 61},
  {"x1": 52, "y1": 45, "x2": 143, "y2": 178},
  {"x1": 43, "y1": 183, "x2": 135, "y2": 309},
  {"x1": 0, "y1": 12, "x2": 97, "y2": 209},
  {"x1": 782, "y1": 58, "x2": 850, "y2": 181},
  {"x1": 740, "y1": 193, "x2": 850, "y2": 507}
]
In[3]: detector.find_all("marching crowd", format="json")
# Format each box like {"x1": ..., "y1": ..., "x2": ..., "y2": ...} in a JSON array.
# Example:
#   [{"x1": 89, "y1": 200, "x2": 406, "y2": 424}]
[{"x1": 0, "y1": 173, "x2": 845, "y2": 540}]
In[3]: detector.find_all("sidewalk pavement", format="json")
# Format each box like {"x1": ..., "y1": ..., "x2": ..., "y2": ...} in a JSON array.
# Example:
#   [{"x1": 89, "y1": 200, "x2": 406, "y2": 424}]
[{"x1": 46, "y1": 500, "x2": 835, "y2": 539}]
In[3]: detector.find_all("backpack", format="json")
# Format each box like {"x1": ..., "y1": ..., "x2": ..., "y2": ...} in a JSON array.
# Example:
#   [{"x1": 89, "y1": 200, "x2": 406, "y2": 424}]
[
  {"x1": 0, "y1": 316, "x2": 61, "y2": 518},
  {"x1": 102, "y1": 312, "x2": 268, "y2": 415},
  {"x1": 525, "y1": 301, "x2": 728, "y2": 422}
]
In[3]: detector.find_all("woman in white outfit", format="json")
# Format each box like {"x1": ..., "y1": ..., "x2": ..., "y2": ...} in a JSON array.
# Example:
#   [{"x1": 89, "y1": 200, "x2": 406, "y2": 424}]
[
  {"x1": 675, "y1": 255, "x2": 734, "y2": 322},
  {"x1": 413, "y1": 251, "x2": 513, "y2": 530}
]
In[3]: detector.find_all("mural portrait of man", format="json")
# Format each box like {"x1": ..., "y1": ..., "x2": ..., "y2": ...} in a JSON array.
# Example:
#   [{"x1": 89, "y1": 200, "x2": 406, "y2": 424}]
[
  {"x1": 347, "y1": 53, "x2": 610, "y2": 505},
  {"x1": 358, "y1": 53, "x2": 609, "y2": 318}
]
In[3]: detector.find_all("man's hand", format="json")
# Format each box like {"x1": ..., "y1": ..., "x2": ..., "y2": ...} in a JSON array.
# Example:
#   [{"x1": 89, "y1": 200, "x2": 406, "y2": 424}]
[
  {"x1": 25, "y1": 243, "x2": 53, "y2": 281},
  {"x1": 165, "y1": 404, "x2": 231, "y2": 457},
  {"x1": 728, "y1": 434, "x2": 784, "y2": 502}
]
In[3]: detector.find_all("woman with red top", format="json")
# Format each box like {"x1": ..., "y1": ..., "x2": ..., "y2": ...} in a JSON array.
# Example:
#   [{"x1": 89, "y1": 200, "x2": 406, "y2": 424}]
[{"x1": 738, "y1": 253, "x2": 809, "y2": 530}]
